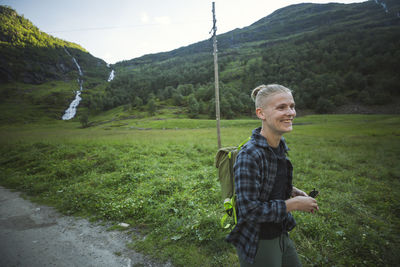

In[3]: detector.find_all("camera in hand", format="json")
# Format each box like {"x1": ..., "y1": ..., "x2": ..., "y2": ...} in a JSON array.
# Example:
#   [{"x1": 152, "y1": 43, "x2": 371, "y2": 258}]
[{"x1": 309, "y1": 188, "x2": 319, "y2": 198}]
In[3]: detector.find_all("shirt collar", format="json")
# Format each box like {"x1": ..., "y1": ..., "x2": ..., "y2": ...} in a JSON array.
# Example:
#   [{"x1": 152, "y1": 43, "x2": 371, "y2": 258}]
[{"x1": 251, "y1": 127, "x2": 289, "y2": 152}]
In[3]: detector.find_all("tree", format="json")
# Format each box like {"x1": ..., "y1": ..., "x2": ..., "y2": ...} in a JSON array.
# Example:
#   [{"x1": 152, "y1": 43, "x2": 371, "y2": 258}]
[
  {"x1": 315, "y1": 97, "x2": 335, "y2": 114},
  {"x1": 220, "y1": 97, "x2": 234, "y2": 119},
  {"x1": 132, "y1": 96, "x2": 143, "y2": 107},
  {"x1": 147, "y1": 98, "x2": 156, "y2": 116},
  {"x1": 172, "y1": 92, "x2": 184, "y2": 106},
  {"x1": 188, "y1": 94, "x2": 200, "y2": 118},
  {"x1": 79, "y1": 111, "x2": 89, "y2": 128},
  {"x1": 177, "y1": 84, "x2": 194, "y2": 96}
]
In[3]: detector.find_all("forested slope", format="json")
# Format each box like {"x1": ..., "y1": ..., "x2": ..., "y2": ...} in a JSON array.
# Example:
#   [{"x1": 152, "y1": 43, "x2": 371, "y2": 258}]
[
  {"x1": 0, "y1": 6, "x2": 111, "y2": 123},
  {"x1": 88, "y1": 0, "x2": 399, "y2": 117}
]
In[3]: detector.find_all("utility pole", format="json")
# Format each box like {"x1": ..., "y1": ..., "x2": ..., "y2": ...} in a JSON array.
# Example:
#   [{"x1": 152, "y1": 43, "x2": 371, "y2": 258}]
[{"x1": 211, "y1": 1, "x2": 221, "y2": 149}]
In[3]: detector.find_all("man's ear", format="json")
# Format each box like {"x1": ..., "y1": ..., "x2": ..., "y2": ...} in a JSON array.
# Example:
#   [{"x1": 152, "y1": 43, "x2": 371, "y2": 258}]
[{"x1": 256, "y1": 107, "x2": 265, "y2": 120}]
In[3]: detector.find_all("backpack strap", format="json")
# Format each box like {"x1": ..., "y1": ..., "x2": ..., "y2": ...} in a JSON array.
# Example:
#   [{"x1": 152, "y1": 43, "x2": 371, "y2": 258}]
[
  {"x1": 228, "y1": 152, "x2": 234, "y2": 197},
  {"x1": 238, "y1": 136, "x2": 251, "y2": 150},
  {"x1": 221, "y1": 197, "x2": 237, "y2": 228}
]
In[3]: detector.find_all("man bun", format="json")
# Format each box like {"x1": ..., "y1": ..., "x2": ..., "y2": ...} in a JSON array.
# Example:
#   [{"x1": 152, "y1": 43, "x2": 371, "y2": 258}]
[{"x1": 251, "y1": 85, "x2": 266, "y2": 103}]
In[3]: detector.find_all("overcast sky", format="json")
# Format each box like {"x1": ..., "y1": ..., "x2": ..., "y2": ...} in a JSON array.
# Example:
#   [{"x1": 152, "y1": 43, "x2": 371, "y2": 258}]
[{"x1": 1, "y1": 0, "x2": 367, "y2": 64}]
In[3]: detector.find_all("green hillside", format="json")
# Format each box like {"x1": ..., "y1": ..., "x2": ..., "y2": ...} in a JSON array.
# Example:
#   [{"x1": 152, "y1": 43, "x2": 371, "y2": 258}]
[
  {"x1": 0, "y1": 6, "x2": 109, "y2": 84},
  {"x1": 0, "y1": 5, "x2": 110, "y2": 123},
  {"x1": 1, "y1": 1, "x2": 399, "y2": 124},
  {"x1": 94, "y1": 0, "x2": 399, "y2": 118}
]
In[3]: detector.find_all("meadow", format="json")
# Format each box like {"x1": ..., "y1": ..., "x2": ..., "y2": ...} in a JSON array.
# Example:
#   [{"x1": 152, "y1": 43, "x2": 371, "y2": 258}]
[{"x1": 0, "y1": 114, "x2": 399, "y2": 266}]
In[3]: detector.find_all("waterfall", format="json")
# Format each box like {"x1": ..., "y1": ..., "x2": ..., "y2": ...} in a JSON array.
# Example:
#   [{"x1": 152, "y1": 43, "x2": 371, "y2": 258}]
[
  {"x1": 374, "y1": 0, "x2": 389, "y2": 13},
  {"x1": 72, "y1": 57, "x2": 83, "y2": 76},
  {"x1": 107, "y1": 63, "x2": 115, "y2": 82},
  {"x1": 108, "y1": 69, "x2": 115, "y2": 82},
  {"x1": 62, "y1": 48, "x2": 83, "y2": 120},
  {"x1": 62, "y1": 91, "x2": 82, "y2": 120}
]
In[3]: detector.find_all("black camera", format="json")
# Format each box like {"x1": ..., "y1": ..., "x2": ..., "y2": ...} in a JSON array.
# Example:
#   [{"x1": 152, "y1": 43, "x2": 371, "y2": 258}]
[{"x1": 309, "y1": 188, "x2": 319, "y2": 198}]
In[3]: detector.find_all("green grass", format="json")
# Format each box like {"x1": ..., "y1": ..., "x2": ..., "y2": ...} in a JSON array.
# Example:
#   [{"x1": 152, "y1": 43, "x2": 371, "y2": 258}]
[
  {"x1": 0, "y1": 78, "x2": 110, "y2": 125},
  {"x1": 0, "y1": 81, "x2": 77, "y2": 123},
  {"x1": 0, "y1": 114, "x2": 399, "y2": 266}
]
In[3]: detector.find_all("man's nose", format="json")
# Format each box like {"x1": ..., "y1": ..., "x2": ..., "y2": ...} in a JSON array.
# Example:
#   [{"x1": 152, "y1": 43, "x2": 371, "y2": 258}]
[{"x1": 287, "y1": 107, "x2": 296, "y2": 116}]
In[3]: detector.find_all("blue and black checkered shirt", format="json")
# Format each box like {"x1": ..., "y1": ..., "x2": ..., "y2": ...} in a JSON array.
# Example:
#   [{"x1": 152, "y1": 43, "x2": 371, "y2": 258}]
[{"x1": 226, "y1": 127, "x2": 296, "y2": 264}]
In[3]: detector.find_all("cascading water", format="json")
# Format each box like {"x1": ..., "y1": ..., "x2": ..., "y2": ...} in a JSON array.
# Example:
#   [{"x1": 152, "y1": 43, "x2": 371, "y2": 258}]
[
  {"x1": 108, "y1": 69, "x2": 115, "y2": 82},
  {"x1": 62, "y1": 48, "x2": 83, "y2": 120},
  {"x1": 72, "y1": 57, "x2": 83, "y2": 76},
  {"x1": 374, "y1": 0, "x2": 389, "y2": 13},
  {"x1": 107, "y1": 63, "x2": 115, "y2": 82}
]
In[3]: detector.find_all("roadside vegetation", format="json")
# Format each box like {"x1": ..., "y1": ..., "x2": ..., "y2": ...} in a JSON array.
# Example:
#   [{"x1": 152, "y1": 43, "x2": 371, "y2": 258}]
[{"x1": 1, "y1": 114, "x2": 399, "y2": 266}]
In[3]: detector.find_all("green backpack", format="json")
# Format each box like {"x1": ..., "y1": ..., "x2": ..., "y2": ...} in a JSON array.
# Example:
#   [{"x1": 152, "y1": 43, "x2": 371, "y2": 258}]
[{"x1": 215, "y1": 137, "x2": 250, "y2": 229}]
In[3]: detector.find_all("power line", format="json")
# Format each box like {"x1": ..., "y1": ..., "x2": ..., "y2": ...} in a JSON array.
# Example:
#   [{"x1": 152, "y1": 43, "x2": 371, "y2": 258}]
[{"x1": 46, "y1": 20, "x2": 211, "y2": 34}]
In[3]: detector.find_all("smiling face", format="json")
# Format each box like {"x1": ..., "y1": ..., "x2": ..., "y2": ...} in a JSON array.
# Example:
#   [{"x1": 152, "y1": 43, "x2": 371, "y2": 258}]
[{"x1": 256, "y1": 92, "x2": 296, "y2": 137}]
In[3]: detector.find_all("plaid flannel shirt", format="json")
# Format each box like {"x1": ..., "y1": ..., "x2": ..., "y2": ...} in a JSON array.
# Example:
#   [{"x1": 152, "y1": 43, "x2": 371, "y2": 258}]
[{"x1": 226, "y1": 127, "x2": 296, "y2": 264}]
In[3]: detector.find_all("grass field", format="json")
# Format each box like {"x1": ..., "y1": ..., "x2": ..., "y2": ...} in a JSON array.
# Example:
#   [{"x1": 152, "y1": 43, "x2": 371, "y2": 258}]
[{"x1": 0, "y1": 114, "x2": 399, "y2": 266}]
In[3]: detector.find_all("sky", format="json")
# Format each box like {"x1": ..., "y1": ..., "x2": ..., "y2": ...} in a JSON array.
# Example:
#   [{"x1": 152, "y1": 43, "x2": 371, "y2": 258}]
[{"x1": 1, "y1": 0, "x2": 367, "y2": 64}]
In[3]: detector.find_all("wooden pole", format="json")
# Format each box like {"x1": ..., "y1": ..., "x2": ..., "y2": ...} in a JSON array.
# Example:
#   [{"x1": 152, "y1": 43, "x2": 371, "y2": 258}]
[{"x1": 212, "y1": 2, "x2": 221, "y2": 149}]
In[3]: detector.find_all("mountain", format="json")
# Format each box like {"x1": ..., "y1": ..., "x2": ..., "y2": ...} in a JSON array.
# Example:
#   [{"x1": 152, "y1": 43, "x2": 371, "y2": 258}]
[
  {"x1": 1, "y1": 1, "x2": 399, "y2": 124},
  {"x1": 0, "y1": 5, "x2": 112, "y2": 123},
  {"x1": 99, "y1": 0, "x2": 399, "y2": 117},
  {"x1": 0, "y1": 5, "x2": 109, "y2": 84}
]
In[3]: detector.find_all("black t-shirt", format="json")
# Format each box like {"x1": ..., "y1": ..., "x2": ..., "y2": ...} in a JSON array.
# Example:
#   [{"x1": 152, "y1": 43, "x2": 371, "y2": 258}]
[{"x1": 259, "y1": 144, "x2": 289, "y2": 240}]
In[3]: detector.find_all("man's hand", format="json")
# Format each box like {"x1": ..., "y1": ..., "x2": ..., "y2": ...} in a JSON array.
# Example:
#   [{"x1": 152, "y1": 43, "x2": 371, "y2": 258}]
[
  {"x1": 286, "y1": 196, "x2": 319, "y2": 213},
  {"x1": 291, "y1": 186, "x2": 307, "y2": 197}
]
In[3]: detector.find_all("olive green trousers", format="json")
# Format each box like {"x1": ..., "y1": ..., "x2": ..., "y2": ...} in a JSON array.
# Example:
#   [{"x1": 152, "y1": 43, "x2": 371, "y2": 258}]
[{"x1": 238, "y1": 233, "x2": 302, "y2": 267}]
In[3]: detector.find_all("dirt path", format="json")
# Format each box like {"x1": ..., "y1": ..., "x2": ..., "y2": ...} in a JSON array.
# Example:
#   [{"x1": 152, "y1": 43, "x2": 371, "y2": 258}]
[{"x1": 0, "y1": 186, "x2": 172, "y2": 267}]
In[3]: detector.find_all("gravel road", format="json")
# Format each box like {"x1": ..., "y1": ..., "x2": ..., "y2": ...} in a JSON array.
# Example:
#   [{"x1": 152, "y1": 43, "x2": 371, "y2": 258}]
[{"x1": 0, "y1": 186, "x2": 172, "y2": 267}]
